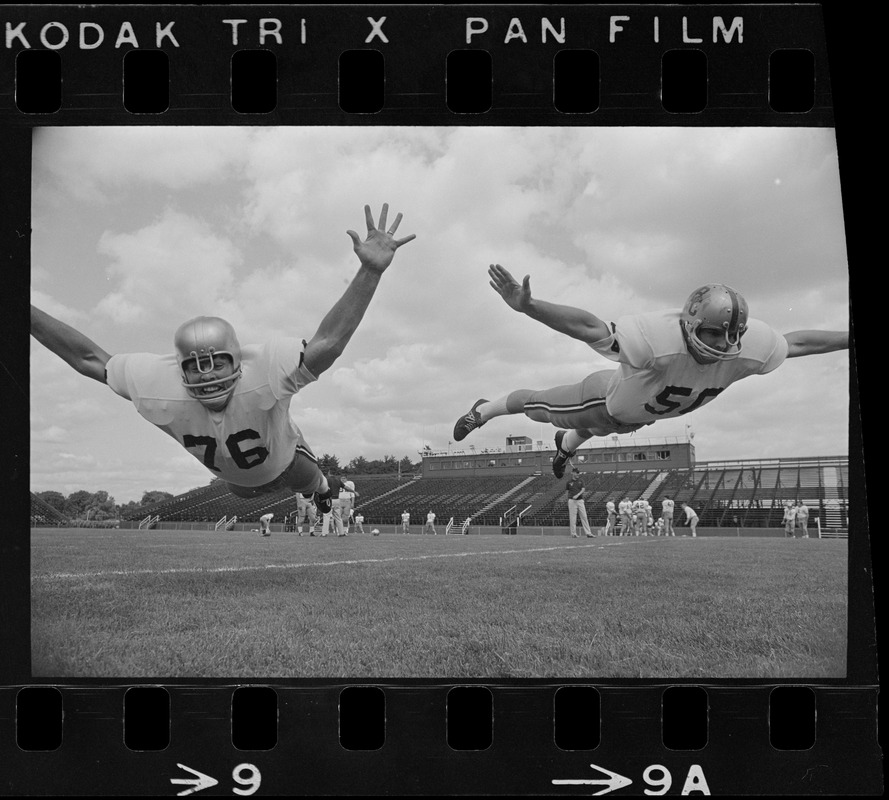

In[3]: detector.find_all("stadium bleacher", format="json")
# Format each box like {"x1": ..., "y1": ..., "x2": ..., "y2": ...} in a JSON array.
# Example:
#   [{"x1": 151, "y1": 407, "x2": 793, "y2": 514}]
[
  {"x1": 109, "y1": 455, "x2": 849, "y2": 536},
  {"x1": 30, "y1": 493, "x2": 70, "y2": 526}
]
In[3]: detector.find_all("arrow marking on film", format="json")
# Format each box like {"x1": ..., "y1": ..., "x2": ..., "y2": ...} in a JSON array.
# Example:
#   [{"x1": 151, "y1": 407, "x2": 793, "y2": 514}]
[
  {"x1": 171, "y1": 763, "x2": 219, "y2": 796},
  {"x1": 552, "y1": 763, "x2": 633, "y2": 795}
]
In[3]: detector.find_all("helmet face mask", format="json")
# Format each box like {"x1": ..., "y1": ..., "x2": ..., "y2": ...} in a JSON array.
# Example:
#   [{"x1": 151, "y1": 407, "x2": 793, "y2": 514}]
[
  {"x1": 174, "y1": 316, "x2": 243, "y2": 410},
  {"x1": 680, "y1": 284, "x2": 749, "y2": 364}
]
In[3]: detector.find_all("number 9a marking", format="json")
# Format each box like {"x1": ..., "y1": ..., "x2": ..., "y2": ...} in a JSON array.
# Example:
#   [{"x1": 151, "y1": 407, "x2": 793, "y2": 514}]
[{"x1": 232, "y1": 763, "x2": 261, "y2": 796}]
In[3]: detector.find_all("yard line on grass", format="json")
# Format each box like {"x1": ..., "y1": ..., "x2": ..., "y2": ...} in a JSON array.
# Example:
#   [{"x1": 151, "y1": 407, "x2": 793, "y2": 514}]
[{"x1": 32, "y1": 540, "x2": 647, "y2": 581}]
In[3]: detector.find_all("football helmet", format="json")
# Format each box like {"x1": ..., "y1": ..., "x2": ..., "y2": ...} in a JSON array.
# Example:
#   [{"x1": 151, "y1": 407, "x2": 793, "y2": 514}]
[
  {"x1": 680, "y1": 284, "x2": 749, "y2": 364},
  {"x1": 173, "y1": 316, "x2": 243, "y2": 410}
]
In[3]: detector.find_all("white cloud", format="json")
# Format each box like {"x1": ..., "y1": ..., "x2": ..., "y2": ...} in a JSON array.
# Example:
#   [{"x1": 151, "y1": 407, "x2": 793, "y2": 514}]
[
  {"x1": 95, "y1": 208, "x2": 242, "y2": 325},
  {"x1": 31, "y1": 426, "x2": 68, "y2": 443},
  {"x1": 32, "y1": 127, "x2": 255, "y2": 203}
]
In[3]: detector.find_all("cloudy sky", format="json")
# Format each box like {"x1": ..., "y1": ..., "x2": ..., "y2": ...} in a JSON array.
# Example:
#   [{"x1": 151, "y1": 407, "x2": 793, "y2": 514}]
[{"x1": 30, "y1": 126, "x2": 850, "y2": 504}]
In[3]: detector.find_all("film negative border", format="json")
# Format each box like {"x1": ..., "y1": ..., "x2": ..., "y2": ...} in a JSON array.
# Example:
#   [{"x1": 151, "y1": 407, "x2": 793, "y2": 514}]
[
  {"x1": 1, "y1": 4, "x2": 835, "y2": 125},
  {"x1": 2, "y1": 2, "x2": 881, "y2": 797},
  {"x1": 1, "y1": 684, "x2": 883, "y2": 794}
]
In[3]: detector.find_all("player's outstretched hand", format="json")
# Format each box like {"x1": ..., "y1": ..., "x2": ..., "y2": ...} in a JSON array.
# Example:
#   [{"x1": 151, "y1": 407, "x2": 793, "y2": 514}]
[
  {"x1": 489, "y1": 263, "x2": 532, "y2": 313},
  {"x1": 347, "y1": 203, "x2": 416, "y2": 274}
]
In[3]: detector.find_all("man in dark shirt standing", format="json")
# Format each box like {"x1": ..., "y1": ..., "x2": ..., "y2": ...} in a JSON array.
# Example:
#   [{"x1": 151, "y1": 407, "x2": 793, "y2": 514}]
[{"x1": 566, "y1": 467, "x2": 594, "y2": 538}]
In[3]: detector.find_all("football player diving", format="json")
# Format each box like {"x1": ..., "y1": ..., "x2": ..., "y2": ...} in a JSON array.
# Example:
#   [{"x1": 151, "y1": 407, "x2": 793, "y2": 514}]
[
  {"x1": 453, "y1": 265, "x2": 849, "y2": 478},
  {"x1": 31, "y1": 204, "x2": 416, "y2": 510}
]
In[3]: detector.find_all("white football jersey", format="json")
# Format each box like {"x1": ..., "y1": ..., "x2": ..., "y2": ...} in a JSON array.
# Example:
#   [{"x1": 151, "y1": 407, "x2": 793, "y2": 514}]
[
  {"x1": 589, "y1": 310, "x2": 788, "y2": 425},
  {"x1": 106, "y1": 337, "x2": 316, "y2": 487},
  {"x1": 606, "y1": 501, "x2": 616, "y2": 513}
]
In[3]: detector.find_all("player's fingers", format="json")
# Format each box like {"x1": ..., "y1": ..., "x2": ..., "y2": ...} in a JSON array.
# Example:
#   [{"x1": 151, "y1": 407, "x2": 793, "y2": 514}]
[
  {"x1": 522, "y1": 275, "x2": 531, "y2": 291},
  {"x1": 386, "y1": 212, "x2": 403, "y2": 235},
  {"x1": 499, "y1": 264, "x2": 518, "y2": 283},
  {"x1": 488, "y1": 263, "x2": 507, "y2": 282},
  {"x1": 394, "y1": 233, "x2": 416, "y2": 247},
  {"x1": 363, "y1": 204, "x2": 375, "y2": 232},
  {"x1": 490, "y1": 269, "x2": 512, "y2": 290},
  {"x1": 377, "y1": 203, "x2": 389, "y2": 233},
  {"x1": 346, "y1": 230, "x2": 362, "y2": 248}
]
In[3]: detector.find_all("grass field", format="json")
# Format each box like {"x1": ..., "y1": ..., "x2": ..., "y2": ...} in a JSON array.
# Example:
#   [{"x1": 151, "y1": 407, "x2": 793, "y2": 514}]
[{"x1": 30, "y1": 528, "x2": 847, "y2": 679}]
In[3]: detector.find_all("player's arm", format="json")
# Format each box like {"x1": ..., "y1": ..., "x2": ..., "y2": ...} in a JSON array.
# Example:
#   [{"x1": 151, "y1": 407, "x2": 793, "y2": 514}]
[
  {"x1": 30, "y1": 304, "x2": 111, "y2": 384},
  {"x1": 488, "y1": 264, "x2": 610, "y2": 344},
  {"x1": 783, "y1": 330, "x2": 849, "y2": 358},
  {"x1": 304, "y1": 204, "x2": 416, "y2": 377}
]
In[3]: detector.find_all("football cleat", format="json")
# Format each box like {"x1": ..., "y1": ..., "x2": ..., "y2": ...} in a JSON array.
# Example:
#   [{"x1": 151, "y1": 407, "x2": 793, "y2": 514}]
[
  {"x1": 552, "y1": 429, "x2": 574, "y2": 479},
  {"x1": 313, "y1": 487, "x2": 333, "y2": 515},
  {"x1": 174, "y1": 316, "x2": 243, "y2": 410},
  {"x1": 453, "y1": 398, "x2": 488, "y2": 441},
  {"x1": 680, "y1": 284, "x2": 749, "y2": 365}
]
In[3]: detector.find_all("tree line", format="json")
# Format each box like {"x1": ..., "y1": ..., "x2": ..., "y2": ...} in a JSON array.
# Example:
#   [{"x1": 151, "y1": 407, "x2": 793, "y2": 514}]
[{"x1": 34, "y1": 454, "x2": 417, "y2": 519}]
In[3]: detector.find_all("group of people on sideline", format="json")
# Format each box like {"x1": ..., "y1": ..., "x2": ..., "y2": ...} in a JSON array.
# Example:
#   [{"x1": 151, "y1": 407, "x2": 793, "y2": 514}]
[
  {"x1": 566, "y1": 469, "x2": 699, "y2": 538},
  {"x1": 255, "y1": 471, "x2": 813, "y2": 540},
  {"x1": 782, "y1": 500, "x2": 811, "y2": 538},
  {"x1": 566, "y1": 469, "x2": 813, "y2": 539}
]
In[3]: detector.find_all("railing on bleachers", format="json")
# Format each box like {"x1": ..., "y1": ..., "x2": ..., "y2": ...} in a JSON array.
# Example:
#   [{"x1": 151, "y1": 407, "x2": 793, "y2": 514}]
[{"x1": 107, "y1": 456, "x2": 849, "y2": 535}]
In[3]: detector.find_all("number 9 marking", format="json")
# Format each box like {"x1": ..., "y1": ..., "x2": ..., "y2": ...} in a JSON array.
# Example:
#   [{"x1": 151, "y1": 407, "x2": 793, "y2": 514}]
[
  {"x1": 232, "y1": 763, "x2": 261, "y2": 796},
  {"x1": 643, "y1": 764, "x2": 672, "y2": 795}
]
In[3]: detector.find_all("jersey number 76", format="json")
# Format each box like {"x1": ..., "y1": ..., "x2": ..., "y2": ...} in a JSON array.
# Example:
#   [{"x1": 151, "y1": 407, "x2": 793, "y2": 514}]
[{"x1": 183, "y1": 430, "x2": 270, "y2": 471}]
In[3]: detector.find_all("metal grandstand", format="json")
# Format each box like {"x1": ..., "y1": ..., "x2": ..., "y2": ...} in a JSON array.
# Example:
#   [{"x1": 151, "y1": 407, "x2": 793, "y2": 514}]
[{"x1": 100, "y1": 453, "x2": 849, "y2": 536}]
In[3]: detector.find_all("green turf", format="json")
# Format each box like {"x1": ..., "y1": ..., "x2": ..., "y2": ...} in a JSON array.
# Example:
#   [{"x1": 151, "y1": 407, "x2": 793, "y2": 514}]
[{"x1": 30, "y1": 529, "x2": 847, "y2": 678}]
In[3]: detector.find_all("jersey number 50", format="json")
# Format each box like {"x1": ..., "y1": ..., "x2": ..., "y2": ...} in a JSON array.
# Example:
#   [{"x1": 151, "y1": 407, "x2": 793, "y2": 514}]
[
  {"x1": 183, "y1": 430, "x2": 270, "y2": 471},
  {"x1": 643, "y1": 386, "x2": 724, "y2": 416}
]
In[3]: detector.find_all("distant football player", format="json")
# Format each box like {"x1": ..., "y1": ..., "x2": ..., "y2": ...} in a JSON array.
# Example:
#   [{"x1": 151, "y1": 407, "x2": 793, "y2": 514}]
[
  {"x1": 604, "y1": 499, "x2": 617, "y2": 536},
  {"x1": 259, "y1": 513, "x2": 274, "y2": 537},
  {"x1": 31, "y1": 204, "x2": 415, "y2": 512},
  {"x1": 783, "y1": 501, "x2": 798, "y2": 538},
  {"x1": 632, "y1": 498, "x2": 649, "y2": 536},
  {"x1": 353, "y1": 511, "x2": 366, "y2": 535},
  {"x1": 424, "y1": 510, "x2": 437, "y2": 535},
  {"x1": 796, "y1": 501, "x2": 810, "y2": 538},
  {"x1": 320, "y1": 473, "x2": 347, "y2": 537},
  {"x1": 294, "y1": 494, "x2": 316, "y2": 536},
  {"x1": 337, "y1": 479, "x2": 359, "y2": 536},
  {"x1": 661, "y1": 495, "x2": 676, "y2": 537},
  {"x1": 681, "y1": 502, "x2": 699, "y2": 537},
  {"x1": 618, "y1": 497, "x2": 633, "y2": 537},
  {"x1": 453, "y1": 267, "x2": 848, "y2": 478},
  {"x1": 401, "y1": 510, "x2": 410, "y2": 534}
]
